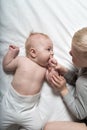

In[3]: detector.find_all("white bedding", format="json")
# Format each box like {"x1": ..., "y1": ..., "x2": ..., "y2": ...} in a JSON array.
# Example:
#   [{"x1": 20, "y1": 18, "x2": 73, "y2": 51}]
[{"x1": 0, "y1": 0, "x2": 87, "y2": 129}]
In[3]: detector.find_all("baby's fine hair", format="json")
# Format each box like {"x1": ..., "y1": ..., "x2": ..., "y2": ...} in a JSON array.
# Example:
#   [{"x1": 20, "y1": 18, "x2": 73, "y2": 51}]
[
  {"x1": 72, "y1": 27, "x2": 87, "y2": 57},
  {"x1": 25, "y1": 32, "x2": 50, "y2": 57}
]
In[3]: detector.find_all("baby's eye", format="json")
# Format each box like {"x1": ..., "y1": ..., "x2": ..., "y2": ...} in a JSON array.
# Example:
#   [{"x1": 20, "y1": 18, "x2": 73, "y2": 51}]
[{"x1": 47, "y1": 48, "x2": 51, "y2": 51}]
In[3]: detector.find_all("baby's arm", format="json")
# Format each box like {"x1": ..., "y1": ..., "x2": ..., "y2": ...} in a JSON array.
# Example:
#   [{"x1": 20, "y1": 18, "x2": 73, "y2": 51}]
[{"x1": 3, "y1": 45, "x2": 19, "y2": 72}]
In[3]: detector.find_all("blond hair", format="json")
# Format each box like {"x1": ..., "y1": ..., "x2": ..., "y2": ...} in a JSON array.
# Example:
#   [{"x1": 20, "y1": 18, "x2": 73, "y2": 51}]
[
  {"x1": 72, "y1": 27, "x2": 87, "y2": 58},
  {"x1": 25, "y1": 32, "x2": 50, "y2": 57}
]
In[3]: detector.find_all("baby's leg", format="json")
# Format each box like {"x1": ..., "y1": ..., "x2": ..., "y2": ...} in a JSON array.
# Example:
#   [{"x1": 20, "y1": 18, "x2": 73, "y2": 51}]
[{"x1": 44, "y1": 121, "x2": 87, "y2": 130}]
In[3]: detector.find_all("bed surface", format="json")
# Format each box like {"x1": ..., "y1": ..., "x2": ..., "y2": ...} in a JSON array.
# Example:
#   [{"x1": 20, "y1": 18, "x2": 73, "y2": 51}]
[{"x1": 0, "y1": 0, "x2": 87, "y2": 129}]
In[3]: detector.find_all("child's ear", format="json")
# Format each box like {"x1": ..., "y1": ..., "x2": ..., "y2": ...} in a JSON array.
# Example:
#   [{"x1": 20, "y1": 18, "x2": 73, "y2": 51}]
[{"x1": 29, "y1": 48, "x2": 37, "y2": 58}]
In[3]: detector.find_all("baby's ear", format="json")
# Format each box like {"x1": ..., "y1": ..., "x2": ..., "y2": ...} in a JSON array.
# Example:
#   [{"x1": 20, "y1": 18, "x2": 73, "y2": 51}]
[{"x1": 29, "y1": 48, "x2": 37, "y2": 58}]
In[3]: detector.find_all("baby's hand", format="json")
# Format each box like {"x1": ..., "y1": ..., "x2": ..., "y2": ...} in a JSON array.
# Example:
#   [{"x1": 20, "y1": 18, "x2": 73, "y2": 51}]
[
  {"x1": 48, "y1": 58, "x2": 57, "y2": 68},
  {"x1": 46, "y1": 66, "x2": 59, "y2": 85},
  {"x1": 9, "y1": 45, "x2": 19, "y2": 50},
  {"x1": 9, "y1": 45, "x2": 19, "y2": 57}
]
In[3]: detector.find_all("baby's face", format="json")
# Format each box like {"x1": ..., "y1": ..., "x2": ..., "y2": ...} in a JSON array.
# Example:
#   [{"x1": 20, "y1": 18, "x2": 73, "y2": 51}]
[
  {"x1": 70, "y1": 45, "x2": 87, "y2": 67},
  {"x1": 35, "y1": 37, "x2": 54, "y2": 67}
]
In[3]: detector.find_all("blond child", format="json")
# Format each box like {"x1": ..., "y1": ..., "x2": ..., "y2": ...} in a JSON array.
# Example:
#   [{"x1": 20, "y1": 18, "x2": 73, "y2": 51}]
[
  {"x1": 0, "y1": 33, "x2": 54, "y2": 130},
  {"x1": 44, "y1": 27, "x2": 87, "y2": 130}
]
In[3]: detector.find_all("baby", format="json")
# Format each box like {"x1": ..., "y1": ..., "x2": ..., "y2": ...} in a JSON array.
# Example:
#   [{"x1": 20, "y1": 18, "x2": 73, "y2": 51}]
[{"x1": 0, "y1": 32, "x2": 55, "y2": 130}]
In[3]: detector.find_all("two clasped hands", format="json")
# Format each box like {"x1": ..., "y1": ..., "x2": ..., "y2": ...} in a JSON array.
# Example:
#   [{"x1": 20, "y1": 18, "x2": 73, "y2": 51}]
[{"x1": 47, "y1": 57, "x2": 69, "y2": 96}]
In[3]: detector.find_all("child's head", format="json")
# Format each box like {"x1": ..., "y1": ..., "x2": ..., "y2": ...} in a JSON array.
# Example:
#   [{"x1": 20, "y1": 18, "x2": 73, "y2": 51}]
[
  {"x1": 25, "y1": 32, "x2": 54, "y2": 67},
  {"x1": 70, "y1": 27, "x2": 87, "y2": 68}
]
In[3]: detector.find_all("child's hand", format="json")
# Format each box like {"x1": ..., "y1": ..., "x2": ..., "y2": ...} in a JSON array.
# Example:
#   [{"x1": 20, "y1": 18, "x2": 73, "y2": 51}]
[
  {"x1": 55, "y1": 64, "x2": 68, "y2": 76},
  {"x1": 50, "y1": 74, "x2": 68, "y2": 95},
  {"x1": 48, "y1": 58, "x2": 68, "y2": 76},
  {"x1": 51, "y1": 74, "x2": 66, "y2": 90}
]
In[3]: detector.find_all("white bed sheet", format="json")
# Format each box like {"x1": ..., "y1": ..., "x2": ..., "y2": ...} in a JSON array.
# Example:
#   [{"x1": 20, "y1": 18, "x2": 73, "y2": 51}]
[{"x1": 0, "y1": 0, "x2": 87, "y2": 128}]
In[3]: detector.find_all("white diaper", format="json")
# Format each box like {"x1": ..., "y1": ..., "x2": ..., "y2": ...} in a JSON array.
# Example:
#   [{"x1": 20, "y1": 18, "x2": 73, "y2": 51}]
[{"x1": 0, "y1": 86, "x2": 44, "y2": 130}]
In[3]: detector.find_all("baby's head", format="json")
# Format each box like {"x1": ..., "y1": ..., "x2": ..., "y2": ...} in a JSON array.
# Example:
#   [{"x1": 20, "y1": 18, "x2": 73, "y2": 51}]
[
  {"x1": 70, "y1": 27, "x2": 87, "y2": 67},
  {"x1": 25, "y1": 32, "x2": 54, "y2": 67}
]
